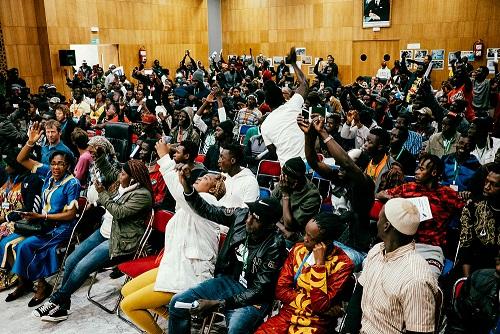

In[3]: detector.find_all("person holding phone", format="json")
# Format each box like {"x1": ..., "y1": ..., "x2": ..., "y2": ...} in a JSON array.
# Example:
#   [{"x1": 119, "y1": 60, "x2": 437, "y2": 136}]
[{"x1": 255, "y1": 212, "x2": 354, "y2": 334}]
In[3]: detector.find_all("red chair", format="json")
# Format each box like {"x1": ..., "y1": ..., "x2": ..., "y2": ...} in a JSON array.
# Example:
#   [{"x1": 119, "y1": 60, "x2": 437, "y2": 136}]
[
  {"x1": 87, "y1": 209, "x2": 155, "y2": 313},
  {"x1": 256, "y1": 160, "x2": 281, "y2": 187},
  {"x1": 195, "y1": 154, "x2": 206, "y2": 164},
  {"x1": 369, "y1": 199, "x2": 384, "y2": 221}
]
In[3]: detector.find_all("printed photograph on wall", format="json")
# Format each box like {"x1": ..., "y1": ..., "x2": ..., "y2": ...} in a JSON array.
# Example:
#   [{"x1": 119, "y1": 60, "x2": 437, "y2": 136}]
[
  {"x1": 460, "y1": 51, "x2": 475, "y2": 62},
  {"x1": 414, "y1": 50, "x2": 428, "y2": 60},
  {"x1": 431, "y1": 60, "x2": 444, "y2": 70},
  {"x1": 448, "y1": 51, "x2": 459, "y2": 68},
  {"x1": 431, "y1": 49, "x2": 445, "y2": 61},
  {"x1": 273, "y1": 56, "x2": 284, "y2": 65},
  {"x1": 301, "y1": 55, "x2": 312, "y2": 65},
  {"x1": 308, "y1": 67, "x2": 315, "y2": 75},
  {"x1": 296, "y1": 47, "x2": 306, "y2": 56},
  {"x1": 363, "y1": 0, "x2": 391, "y2": 28},
  {"x1": 487, "y1": 60, "x2": 497, "y2": 74},
  {"x1": 487, "y1": 48, "x2": 500, "y2": 59},
  {"x1": 400, "y1": 50, "x2": 413, "y2": 60}
]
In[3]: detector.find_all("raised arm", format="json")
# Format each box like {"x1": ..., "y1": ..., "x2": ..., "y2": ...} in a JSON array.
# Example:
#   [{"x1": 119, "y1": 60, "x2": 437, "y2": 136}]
[
  {"x1": 17, "y1": 121, "x2": 43, "y2": 172},
  {"x1": 288, "y1": 47, "x2": 309, "y2": 98}
]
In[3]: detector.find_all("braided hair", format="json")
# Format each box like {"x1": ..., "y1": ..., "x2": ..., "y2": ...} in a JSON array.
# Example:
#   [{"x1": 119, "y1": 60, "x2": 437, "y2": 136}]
[
  {"x1": 313, "y1": 212, "x2": 345, "y2": 243},
  {"x1": 125, "y1": 159, "x2": 154, "y2": 195}
]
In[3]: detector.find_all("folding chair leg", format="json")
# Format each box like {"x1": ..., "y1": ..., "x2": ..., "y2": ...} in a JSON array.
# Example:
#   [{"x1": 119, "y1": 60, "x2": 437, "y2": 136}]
[{"x1": 86, "y1": 271, "x2": 121, "y2": 314}]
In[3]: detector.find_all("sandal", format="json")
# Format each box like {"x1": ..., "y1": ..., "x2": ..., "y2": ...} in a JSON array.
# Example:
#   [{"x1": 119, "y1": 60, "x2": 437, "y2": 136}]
[
  {"x1": 0, "y1": 270, "x2": 18, "y2": 292},
  {"x1": 28, "y1": 280, "x2": 53, "y2": 307}
]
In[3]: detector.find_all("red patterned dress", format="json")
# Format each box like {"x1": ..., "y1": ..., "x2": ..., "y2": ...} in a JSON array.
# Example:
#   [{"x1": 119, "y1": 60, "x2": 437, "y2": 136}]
[{"x1": 255, "y1": 243, "x2": 354, "y2": 334}]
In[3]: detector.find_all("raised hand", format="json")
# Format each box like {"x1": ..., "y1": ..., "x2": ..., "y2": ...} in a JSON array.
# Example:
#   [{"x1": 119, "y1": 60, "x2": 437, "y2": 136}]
[
  {"x1": 287, "y1": 47, "x2": 297, "y2": 65},
  {"x1": 155, "y1": 138, "x2": 171, "y2": 158},
  {"x1": 297, "y1": 114, "x2": 312, "y2": 134},
  {"x1": 27, "y1": 122, "x2": 43, "y2": 145},
  {"x1": 311, "y1": 115, "x2": 325, "y2": 133}
]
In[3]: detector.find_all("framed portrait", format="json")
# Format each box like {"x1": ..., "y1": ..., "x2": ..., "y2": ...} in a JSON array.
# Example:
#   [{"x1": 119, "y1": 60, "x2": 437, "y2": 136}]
[
  {"x1": 414, "y1": 50, "x2": 428, "y2": 60},
  {"x1": 363, "y1": 0, "x2": 392, "y2": 28},
  {"x1": 431, "y1": 60, "x2": 444, "y2": 70},
  {"x1": 431, "y1": 49, "x2": 445, "y2": 61},
  {"x1": 460, "y1": 51, "x2": 475, "y2": 62},
  {"x1": 486, "y1": 48, "x2": 500, "y2": 59},
  {"x1": 400, "y1": 50, "x2": 413, "y2": 60}
]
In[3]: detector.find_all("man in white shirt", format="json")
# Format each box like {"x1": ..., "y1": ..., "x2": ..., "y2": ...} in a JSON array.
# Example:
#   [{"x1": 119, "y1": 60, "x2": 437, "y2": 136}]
[
  {"x1": 375, "y1": 61, "x2": 391, "y2": 81},
  {"x1": 468, "y1": 117, "x2": 500, "y2": 165},
  {"x1": 261, "y1": 47, "x2": 308, "y2": 166},
  {"x1": 218, "y1": 143, "x2": 259, "y2": 203}
]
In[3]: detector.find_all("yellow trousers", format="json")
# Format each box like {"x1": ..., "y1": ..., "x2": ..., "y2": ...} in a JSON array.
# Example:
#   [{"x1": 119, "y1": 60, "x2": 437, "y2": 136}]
[{"x1": 120, "y1": 268, "x2": 174, "y2": 334}]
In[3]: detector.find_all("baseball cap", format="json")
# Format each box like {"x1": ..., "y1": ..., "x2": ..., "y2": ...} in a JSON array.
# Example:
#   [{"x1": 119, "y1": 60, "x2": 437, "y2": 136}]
[
  {"x1": 246, "y1": 198, "x2": 282, "y2": 226},
  {"x1": 417, "y1": 107, "x2": 433, "y2": 118},
  {"x1": 384, "y1": 198, "x2": 420, "y2": 236},
  {"x1": 49, "y1": 97, "x2": 60, "y2": 104}
]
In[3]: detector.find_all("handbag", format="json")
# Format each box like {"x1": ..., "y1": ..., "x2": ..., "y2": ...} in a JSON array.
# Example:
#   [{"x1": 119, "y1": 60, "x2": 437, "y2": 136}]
[{"x1": 13, "y1": 219, "x2": 47, "y2": 236}]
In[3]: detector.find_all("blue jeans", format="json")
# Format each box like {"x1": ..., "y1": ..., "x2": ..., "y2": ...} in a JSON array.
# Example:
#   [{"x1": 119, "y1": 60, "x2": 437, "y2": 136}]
[
  {"x1": 168, "y1": 275, "x2": 270, "y2": 334},
  {"x1": 50, "y1": 229, "x2": 110, "y2": 310}
]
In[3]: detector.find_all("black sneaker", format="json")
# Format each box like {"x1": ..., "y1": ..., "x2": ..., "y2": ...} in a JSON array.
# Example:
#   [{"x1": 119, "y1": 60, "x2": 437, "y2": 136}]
[
  {"x1": 33, "y1": 301, "x2": 59, "y2": 318},
  {"x1": 41, "y1": 308, "x2": 69, "y2": 322}
]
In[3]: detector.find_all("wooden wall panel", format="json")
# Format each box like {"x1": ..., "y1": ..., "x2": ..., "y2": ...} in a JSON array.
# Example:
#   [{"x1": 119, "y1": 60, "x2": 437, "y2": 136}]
[
  {"x1": 222, "y1": 0, "x2": 500, "y2": 85},
  {"x1": 1, "y1": 0, "x2": 209, "y2": 97}
]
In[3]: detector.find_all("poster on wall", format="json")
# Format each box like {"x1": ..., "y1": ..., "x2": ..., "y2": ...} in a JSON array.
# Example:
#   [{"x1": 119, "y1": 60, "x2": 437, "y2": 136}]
[
  {"x1": 308, "y1": 67, "x2": 315, "y2": 75},
  {"x1": 448, "y1": 51, "x2": 459, "y2": 68},
  {"x1": 400, "y1": 50, "x2": 413, "y2": 60},
  {"x1": 487, "y1": 60, "x2": 497, "y2": 74},
  {"x1": 363, "y1": 0, "x2": 392, "y2": 28},
  {"x1": 296, "y1": 47, "x2": 306, "y2": 56},
  {"x1": 431, "y1": 49, "x2": 445, "y2": 61},
  {"x1": 273, "y1": 56, "x2": 284, "y2": 65},
  {"x1": 414, "y1": 50, "x2": 428, "y2": 60},
  {"x1": 431, "y1": 60, "x2": 444, "y2": 70},
  {"x1": 460, "y1": 51, "x2": 475, "y2": 62},
  {"x1": 301, "y1": 56, "x2": 312, "y2": 65},
  {"x1": 487, "y1": 48, "x2": 500, "y2": 59}
]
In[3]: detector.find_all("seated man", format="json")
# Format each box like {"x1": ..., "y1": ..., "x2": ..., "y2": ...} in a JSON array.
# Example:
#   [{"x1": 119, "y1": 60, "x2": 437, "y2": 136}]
[
  {"x1": 445, "y1": 250, "x2": 500, "y2": 334},
  {"x1": 426, "y1": 113, "x2": 461, "y2": 158},
  {"x1": 343, "y1": 198, "x2": 439, "y2": 334},
  {"x1": 457, "y1": 164, "x2": 500, "y2": 277},
  {"x1": 219, "y1": 143, "x2": 260, "y2": 203},
  {"x1": 363, "y1": 127, "x2": 395, "y2": 193},
  {"x1": 389, "y1": 126, "x2": 416, "y2": 175},
  {"x1": 204, "y1": 119, "x2": 235, "y2": 171},
  {"x1": 441, "y1": 135, "x2": 481, "y2": 191},
  {"x1": 168, "y1": 175, "x2": 287, "y2": 334},
  {"x1": 272, "y1": 157, "x2": 321, "y2": 244},
  {"x1": 255, "y1": 212, "x2": 354, "y2": 334},
  {"x1": 376, "y1": 154, "x2": 464, "y2": 277}
]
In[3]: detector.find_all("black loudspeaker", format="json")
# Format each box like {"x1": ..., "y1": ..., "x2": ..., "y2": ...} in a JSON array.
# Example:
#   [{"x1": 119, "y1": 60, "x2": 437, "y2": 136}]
[{"x1": 59, "y1": 50, "x2": 76, "y2": 66}]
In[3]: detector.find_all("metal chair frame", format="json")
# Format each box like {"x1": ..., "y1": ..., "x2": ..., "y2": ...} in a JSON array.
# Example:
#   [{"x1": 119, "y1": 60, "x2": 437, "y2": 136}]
[{"x1": 87, "y1": 209, "x2": 155, "y2": 314}]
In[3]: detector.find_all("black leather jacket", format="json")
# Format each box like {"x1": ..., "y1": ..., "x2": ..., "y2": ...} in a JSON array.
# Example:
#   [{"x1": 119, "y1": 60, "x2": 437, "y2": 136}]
[{"x1": 184, "y1": 189, "x2": 287, "y2": 310}]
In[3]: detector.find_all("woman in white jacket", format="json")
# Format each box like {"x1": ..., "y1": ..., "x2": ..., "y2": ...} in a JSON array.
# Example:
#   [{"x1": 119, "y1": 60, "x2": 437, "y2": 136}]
[{"x1": 119, "y1": 139, "x2": 228, "y2": 334}]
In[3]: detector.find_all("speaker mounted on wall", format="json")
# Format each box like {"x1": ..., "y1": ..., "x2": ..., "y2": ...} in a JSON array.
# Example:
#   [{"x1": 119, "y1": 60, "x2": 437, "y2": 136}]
[{"x1": 59, "y1": 50, "x2": 76, "y2": 66}]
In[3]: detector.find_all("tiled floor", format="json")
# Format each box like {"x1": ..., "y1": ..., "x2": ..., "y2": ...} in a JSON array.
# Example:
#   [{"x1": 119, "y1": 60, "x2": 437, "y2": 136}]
[{"x1": 0, "y1": 272, "x2": 137, "y2": 334}]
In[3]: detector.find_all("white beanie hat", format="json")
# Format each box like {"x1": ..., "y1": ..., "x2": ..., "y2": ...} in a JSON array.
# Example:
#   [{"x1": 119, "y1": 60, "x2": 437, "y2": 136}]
[{"x1": 384, "y1": 198, "x2": 420, "y2": 236}]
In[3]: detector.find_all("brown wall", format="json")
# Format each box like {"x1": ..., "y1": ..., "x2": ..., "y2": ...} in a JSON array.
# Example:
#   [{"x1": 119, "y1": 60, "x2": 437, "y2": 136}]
[
  {"x1": 1, "y1": 0, "x2": 209, "y2": 97},
  {"x1": 221, "y1": 0, "x2": 500, "y2": 85}
]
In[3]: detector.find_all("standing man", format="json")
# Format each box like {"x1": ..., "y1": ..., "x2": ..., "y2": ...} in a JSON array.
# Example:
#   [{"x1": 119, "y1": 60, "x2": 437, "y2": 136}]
[
  {"x1": 363, "y1": 128, "x2": 394, "y2": 192},
  {"x1": 262, "y1": 47, "x2": 308, "y2": 165}
]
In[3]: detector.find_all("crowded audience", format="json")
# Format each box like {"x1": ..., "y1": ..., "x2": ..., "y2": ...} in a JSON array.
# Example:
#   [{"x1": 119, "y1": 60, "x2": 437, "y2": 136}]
[{"x1": 0, "y1": 42, "x2": 499, "y2": 334}]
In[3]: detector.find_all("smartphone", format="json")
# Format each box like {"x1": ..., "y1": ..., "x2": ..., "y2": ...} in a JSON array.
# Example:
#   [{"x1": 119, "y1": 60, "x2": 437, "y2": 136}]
[
  {"x1": 301, "y1": 108, "x2": 309, "y2": 120},
  {"x1": 162, "y1": 135, "x2": 172, "y2": 144},
  {"x1": 144, "y1": 69, "x2": 153, "y2": 75}
]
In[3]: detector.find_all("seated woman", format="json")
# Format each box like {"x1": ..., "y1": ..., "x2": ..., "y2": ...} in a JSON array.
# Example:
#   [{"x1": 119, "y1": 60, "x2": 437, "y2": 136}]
[
  {"x1": 0, "y1": 151, "x2": 43, "y2": 291},
  {"x1": 7, "y1": 122, "x2": 81, "y2": 306},
  {"x1": 119, "y1": 139, "x2": 227, "y2": 334},
  {"x1": 33, "y1": 154, "x2": 153, "y2": 322},
  {"x1": 71, "y1": 128, "x2": 93, "y2": 190},
  {"x1": 255, "y1": 213, "x2": 354, "y2": 334}
]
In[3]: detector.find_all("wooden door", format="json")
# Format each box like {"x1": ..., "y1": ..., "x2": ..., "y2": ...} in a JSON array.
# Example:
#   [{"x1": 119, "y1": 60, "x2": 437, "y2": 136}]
[
  {"x1": 351, "y1": 40, "x2": 400, "y2": 80},
  {"x1": 98, "y1": 44, "x2": 120, "y2": 69}
]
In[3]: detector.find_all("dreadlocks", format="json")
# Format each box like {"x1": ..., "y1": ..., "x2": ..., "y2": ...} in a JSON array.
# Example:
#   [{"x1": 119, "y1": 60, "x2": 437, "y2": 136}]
[
  {"x1": 125, "y1": 159, "x2": 154, "y2": 195},
  {"x1": 211, "y1": 174, "x2": 226, "y2": 200}
]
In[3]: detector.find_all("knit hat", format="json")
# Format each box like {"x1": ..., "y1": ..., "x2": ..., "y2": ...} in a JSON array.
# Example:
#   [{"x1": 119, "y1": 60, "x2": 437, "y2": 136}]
[
  {"x1": 384, "y1": 198, "x2": 420, "y2": 236},
  {"x1": 282, "y1": 157, "x2": 306, "y2": 180},
  {"x1": 192, "y1": 70, "x2": 204, "y2": 83},
  {"x1": 246, "y1": 197, "x2": 283, "y2": 226},
  {"x1": 218, "y1": 120, "x2": 234, "y2": 135}
]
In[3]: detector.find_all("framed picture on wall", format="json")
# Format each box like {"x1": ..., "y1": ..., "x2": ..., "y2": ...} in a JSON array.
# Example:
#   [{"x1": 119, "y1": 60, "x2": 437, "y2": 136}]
[
  {"x1": 460, "y1": 51, "x2": 475, "y2": 62},
  {"x1": 487, "y1": 48, "x2": 500, "y2": 59},
  {"x1": 301, "y1": 56, "x2": 312, "y2": 65},
  {"x1": 400, "y1": 50, "x2": 413, "y2": 60},
  {"x1": 448, "y1": 51, "x2": 459, "y2": 68},
  {"x1": 266, "y1": 58, "x2": 273, "y2": 67},
  {"x1": 273, "y1": 56, "x2": 284, "y2": 64},
  {"x1": 487, "y1": 60, "x2": 497, "y2": 73},
  {"x1": 363, "y1": 0, "x2": 392, "y2": 28},
  {"x1": 296, "y1": 48, "x2": 306, "y2": 56},
  {"x1": 414, "y1": 50, "x2": 428, "y2": 60},
  {"x1": 308, "y1": 67, "x2": 315, "y2": 75},
  {"x1": 431, "y1": 49, "x2": 445, "y2": 61},
  {"x1": 431, "y1": 60, "x2": 444, "y2": 70}
]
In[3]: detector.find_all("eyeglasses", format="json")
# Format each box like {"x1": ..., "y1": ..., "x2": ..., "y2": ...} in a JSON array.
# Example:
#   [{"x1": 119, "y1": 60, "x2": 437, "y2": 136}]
[{"x1": 50, "y1": 162, "x2": 67, "y2": 167}]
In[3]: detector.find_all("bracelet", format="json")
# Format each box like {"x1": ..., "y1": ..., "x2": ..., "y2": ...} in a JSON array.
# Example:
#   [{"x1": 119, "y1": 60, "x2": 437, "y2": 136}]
[
  {"x1": 26, "y1": 141, "x2": 35, "y2": 148},
  {"x1": 323, "y1": 135, "x2": 333, "y2": 144}
]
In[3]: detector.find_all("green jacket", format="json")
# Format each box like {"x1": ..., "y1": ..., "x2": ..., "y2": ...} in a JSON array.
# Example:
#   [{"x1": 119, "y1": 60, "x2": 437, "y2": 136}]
[{"x1": 95, "y1": 155, "x2": 153, "y2": 258}]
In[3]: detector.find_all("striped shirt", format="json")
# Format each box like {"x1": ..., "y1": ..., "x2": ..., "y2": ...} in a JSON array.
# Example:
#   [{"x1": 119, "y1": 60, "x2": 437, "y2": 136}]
[
  {"x1": 403, "y1": 130, "x2": 423, "y2": 156},
  {"x1": 359, "y1": 242, "x2": 438, "y2": 334}
]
